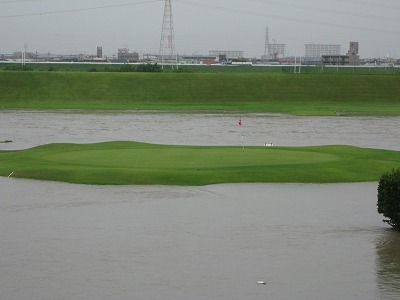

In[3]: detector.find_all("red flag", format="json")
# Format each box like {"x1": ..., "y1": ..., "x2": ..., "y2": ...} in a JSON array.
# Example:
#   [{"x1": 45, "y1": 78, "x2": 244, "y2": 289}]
[{"x1": 238, "y1": 117, "x2": 242, "y2": 126}]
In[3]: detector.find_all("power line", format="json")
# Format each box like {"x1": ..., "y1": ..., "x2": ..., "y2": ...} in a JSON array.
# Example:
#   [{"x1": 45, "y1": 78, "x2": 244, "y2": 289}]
[
  {"x1": 176, "y1": 0, "x2": 400, "y2": 35},
  {"x1": 0, "y1": 0, "x2": 47, "y2": 4},
  {"x1": 247, "y1": 0, "x2": 400, "y2": 21},
  {"x1": 0, "y1": 0, "x2": 163, "y2": 19},
  {"x1": 330, "y1": 0, "x2": 400, "y2": 10}
]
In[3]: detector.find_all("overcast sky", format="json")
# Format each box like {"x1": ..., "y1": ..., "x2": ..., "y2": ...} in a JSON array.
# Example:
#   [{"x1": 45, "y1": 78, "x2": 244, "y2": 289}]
[{"x1": 1, "y1": 0, "x2": 399, "y2": 58}]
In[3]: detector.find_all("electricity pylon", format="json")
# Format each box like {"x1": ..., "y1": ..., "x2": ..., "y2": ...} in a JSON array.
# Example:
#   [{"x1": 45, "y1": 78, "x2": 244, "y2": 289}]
[{"x1": 159, "y1": 0, "x2": 177, "y2": 68}]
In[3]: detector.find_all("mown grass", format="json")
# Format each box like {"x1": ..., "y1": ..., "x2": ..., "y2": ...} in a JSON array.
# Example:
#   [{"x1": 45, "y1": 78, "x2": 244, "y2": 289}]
[
  {"x1": 1, "y1": 141, "x2": 399, "y2": 185},
  {"x1": 0, "y1": 71, "x2": 400, "y2": 115}
]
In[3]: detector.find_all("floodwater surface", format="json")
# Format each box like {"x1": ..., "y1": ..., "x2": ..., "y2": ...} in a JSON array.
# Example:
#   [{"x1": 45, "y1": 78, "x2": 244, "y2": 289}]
[
  {"x1": 1, "y1": 111, "x2": 400, "y2": 299},
  {"x1": 1, "y1": 110, "x2": 400, "y2": 150},
  {"x1": 1, "y1": 179, "x2": 399, "y2": 300}
]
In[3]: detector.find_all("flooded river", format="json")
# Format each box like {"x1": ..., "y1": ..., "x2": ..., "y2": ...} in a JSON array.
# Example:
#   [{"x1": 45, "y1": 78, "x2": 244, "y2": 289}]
[
  {"x1": 1, "y1": 111, "x2": 400, "y2": 299},
  {"x1": 1, "y1": 110, "x2": 400, "y2": 150}
]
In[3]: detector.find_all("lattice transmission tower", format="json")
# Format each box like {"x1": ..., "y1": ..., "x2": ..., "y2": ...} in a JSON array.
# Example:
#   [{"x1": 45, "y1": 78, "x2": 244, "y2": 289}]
[{"x1": 159, "y1": 0, "x2": 176, "y2": 68}]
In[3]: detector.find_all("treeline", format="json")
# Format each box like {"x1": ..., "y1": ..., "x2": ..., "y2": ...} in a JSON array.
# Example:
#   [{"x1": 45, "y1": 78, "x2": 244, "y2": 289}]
[
  {"x1": 1, "y1": 63, "x2": 191, "y2": 73},
  {"x1": 89, "y1": 64, "x2": 164, "y2": 73}
]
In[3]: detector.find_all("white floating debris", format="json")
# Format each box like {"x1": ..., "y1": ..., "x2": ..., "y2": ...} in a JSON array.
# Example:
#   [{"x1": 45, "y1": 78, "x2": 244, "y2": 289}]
[{"x1": 257, "y1": 281, "x2": 267, "y2": 285}]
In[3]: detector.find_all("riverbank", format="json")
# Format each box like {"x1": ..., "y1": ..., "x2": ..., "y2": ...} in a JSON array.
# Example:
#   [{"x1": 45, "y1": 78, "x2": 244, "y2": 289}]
[
  {"x1": 1, "y1": 72, "x2": 399, "y2": 115},
  {"x1": 1, "y1": 141, "x2": 399, "y2": 185},
  {"x1": 1, "y1": 62, "x2": 399, "y2": 75}
]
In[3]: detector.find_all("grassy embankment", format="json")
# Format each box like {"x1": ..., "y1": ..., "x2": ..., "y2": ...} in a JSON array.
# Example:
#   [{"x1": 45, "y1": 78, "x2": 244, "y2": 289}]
[
  {"x1": 1, "y1": 62, "x2": 399, "y2": 75},
  {"x1": 1, "y1": 72, "x2": 400, "y2": 115},
  {"x1": 1, "y1": 141, "x2": 399, "y2": 185}
]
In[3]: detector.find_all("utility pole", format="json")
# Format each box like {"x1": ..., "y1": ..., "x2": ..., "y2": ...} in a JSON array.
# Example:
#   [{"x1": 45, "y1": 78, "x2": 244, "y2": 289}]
[
  {"x1": 22, "y1": 43, "x2": 28, "y2": 66},
  {"x1": 159, "y1": 0, "x2": 177, "y2": 69},
  {"x1": 263, "y1": 26, "x2": 269, "y2": 65}
]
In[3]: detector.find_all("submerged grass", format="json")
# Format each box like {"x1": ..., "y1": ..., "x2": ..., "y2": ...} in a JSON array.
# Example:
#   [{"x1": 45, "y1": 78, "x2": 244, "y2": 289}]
[{"x1": 1, "y1": 141, "x2": 399, "y2": 185}]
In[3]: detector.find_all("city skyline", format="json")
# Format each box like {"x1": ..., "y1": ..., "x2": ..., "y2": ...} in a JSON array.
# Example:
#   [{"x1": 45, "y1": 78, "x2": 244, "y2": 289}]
[{"x1": 1, "y1": 0, "x2": 399, "y2": 58}]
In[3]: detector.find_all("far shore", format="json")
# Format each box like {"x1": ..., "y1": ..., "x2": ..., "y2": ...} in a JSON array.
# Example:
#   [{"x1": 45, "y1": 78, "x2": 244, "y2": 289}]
[{"x1": 1, "y1": 72, "x2": 399, "y2": 116}]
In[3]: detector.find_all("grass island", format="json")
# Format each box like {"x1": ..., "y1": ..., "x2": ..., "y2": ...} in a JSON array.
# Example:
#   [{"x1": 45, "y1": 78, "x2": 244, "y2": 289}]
[{"x1": 1, "y1": 141, "x2": 400, "y2": 185}]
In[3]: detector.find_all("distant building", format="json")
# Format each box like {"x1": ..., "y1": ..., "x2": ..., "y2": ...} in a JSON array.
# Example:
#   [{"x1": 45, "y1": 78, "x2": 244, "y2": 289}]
[
  {"x1": 321, "y1": 42, "x2": 360, "y2": 66},
  {"x1": 305, "y1": 44, "x2": 341, "y2": 64},
  {"x1": 268, "y1": 44, "x2": 286, "y2": 59},
  {"x1": 347, "y1": 42, "x2": 360, "y2": 65},
  {"x1": 117, "y1": 48, "x2": 139, "y2": 63},
  {"x1": 208, "y1": 50, "x2": 244, "y2": 60},
  {"x1": 320, "y1": 55, "x2": 349, "y2": 65},
  {"x1": 180, "y1": 54, "x2": 217, "y2": 64},
  {"x1": 12, "y1": 51, "x2": 36, "y2": 59},
  {"x1": 97, "y1": 47, "x2": 103, "y2": 58},
  {"x1": 305, "y1": 44, "x2": 341, "y2": 57}
]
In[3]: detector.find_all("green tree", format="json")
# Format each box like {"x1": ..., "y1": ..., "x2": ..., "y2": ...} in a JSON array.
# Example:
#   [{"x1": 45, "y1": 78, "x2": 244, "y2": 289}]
[{"x1": 378, "y1": 168, "x2": 400, "y2": 230}]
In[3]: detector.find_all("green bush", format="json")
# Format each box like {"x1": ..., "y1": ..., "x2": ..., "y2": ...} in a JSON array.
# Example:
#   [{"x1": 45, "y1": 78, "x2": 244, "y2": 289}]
[
  {"x1": 378, "y1": 168, "x2": 400, "y2": 230},
  {"x1": 116, "y1": 64, "x2": 137, "y2": 72},
  {"x1": 137, "y1": 63, "x2": 162, "y2": 72},
  {"x1": 4, "y1": 64, "x2": 33, "y2": 71}
]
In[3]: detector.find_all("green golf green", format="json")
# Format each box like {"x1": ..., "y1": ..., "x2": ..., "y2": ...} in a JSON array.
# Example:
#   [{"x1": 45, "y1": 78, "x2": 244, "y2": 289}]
[
  {"x1": 1, "y1": 141, "x2": 399, "y2": 185},
  {"x1": 40, "y1": 148, "x2": 337, "y2": 168}
]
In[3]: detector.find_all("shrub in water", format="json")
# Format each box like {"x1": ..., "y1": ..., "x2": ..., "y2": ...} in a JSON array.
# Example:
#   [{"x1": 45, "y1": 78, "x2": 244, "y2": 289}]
[{"x1": 378, "y1": 168, "x2": 400, "y2": 230}]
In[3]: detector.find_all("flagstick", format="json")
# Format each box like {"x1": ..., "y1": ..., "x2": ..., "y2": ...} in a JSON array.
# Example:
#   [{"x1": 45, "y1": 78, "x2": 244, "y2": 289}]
[
  {"x1": 240, "y1": 125, "x2": 243, "y2": 151},
  {"x1": 239, "y1": 117, "x2": 244, "y2": 151}
]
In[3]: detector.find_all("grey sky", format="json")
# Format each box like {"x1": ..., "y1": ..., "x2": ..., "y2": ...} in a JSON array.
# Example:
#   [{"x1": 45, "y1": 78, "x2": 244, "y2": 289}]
[{"x1": 1, "y1": 0, "x2": 399, "y2": 58}]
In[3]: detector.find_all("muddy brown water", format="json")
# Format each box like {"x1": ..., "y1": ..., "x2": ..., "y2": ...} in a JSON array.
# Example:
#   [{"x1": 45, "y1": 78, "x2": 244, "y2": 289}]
[{"x1": 1, "y1": 111, "x2": 400, "y2": 299}]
